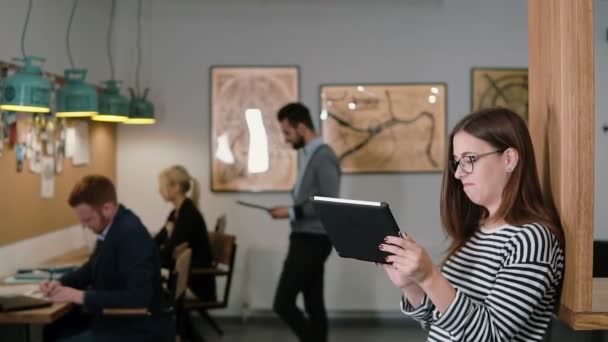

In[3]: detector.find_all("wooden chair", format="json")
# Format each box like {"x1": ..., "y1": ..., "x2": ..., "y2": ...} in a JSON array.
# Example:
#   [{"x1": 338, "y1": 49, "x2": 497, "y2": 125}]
[
  {"x1": 170, "y1": 247, "x2": 195, "y2": 342},
  {"x1": 214, "y1": 214, "x2": 227, "y2": 234},
  {"x1": 173, "y1": 242, "x2": 189, "y2": 260},
  {"x1": 100, "y1": 249, "x2": 193, "y2": 341},
  {"x1": 184, "y1": 232, "x2": 237, "y2": 336},
  {"x1": 160, "y1": 242, "x2": 189, "y2": 282}
]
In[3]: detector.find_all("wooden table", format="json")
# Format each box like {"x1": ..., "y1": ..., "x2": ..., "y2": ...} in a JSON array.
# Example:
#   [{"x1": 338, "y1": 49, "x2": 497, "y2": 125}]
[
  {"x1": 0, "y1": 247, "x2": 90, "y2": 341},
  {"x1": 39, "y1": 246, "x2": 90, "y2": 267}
]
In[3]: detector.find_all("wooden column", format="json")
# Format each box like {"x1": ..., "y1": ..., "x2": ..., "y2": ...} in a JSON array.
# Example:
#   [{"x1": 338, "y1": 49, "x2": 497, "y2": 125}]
[{"x1": 528, "y1": 0, "x2": 595, "y2": 327}]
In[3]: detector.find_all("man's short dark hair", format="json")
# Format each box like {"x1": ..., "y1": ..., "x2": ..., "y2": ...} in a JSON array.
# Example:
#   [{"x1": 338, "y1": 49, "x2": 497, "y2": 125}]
[
  {"x1": 68, "y1": 175, "x2": 117, "y2": 208},
  {"x1": 277, "y1": 102, "x2": 315, "y2": 131}
]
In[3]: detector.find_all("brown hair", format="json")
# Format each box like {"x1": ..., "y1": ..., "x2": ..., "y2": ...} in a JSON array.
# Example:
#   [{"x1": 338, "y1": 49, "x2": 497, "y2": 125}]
[
  {"x1": 440, "y1": 108, "x2": 564, "y2": 259},
  {"x1": 68, "y1": 175, "x2": 117, "y2": 208},
  {"x1": 277, "y1": 102, "x2": 315, "y2": 131}
]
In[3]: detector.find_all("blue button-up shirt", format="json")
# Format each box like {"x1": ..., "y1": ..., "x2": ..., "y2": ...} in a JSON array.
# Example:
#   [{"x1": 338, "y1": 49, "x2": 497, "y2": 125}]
[
  {"x1": 97, "y1": 220, "x2": 113, "y2": 241},
  {"x1": 290, "y1": 136, "x2": 324, "y2": 220}
]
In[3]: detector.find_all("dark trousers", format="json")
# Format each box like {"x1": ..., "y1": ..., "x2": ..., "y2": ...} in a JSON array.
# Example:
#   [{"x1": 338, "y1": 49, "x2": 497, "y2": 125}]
[
  {"x1": 43, "y1": 308, "x2": 173, "y2": 342},
  {"x1": 43, "y1": 308, "x2": 91, "y2": 341},
  {"x1": 273, "y1": 233, "x2": 332, "y2": 342}
]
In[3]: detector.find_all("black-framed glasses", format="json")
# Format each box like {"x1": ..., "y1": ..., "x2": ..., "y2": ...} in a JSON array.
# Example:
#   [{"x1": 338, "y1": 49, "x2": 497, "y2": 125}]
[{"x1": 449, "y1": 150, "x2": 504, "y2": 174}]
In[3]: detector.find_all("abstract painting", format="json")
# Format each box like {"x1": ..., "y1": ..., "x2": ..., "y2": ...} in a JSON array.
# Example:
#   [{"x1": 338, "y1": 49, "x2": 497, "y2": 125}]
[
  {"x1": 211, "y1": 66, "x2": 299, "y2": 192},
  {"x1": 471, "y1": 68, "x2": 528, "y2": 121}
]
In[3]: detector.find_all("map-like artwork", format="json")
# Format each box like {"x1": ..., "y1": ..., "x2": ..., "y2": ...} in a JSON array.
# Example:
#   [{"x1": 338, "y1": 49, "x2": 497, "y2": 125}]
[
  {"x1": 472, "y1": 68, "x2": 528, "y2": 122},
  {"x1": 321, "y1": 84, "x2": 446, "y2": 173},
  {"x1": 211, "y1": 66, "x2": 298, "y2": 192}
]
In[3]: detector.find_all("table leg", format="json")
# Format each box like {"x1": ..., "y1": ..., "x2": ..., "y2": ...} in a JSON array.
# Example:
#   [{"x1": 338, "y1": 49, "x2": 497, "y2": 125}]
[{"x1": 22, "y1": 324, "x2": 31, "y2": 342}]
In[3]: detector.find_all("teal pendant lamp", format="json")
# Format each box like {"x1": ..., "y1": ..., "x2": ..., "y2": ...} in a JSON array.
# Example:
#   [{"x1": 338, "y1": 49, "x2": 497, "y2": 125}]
[
  {"x1": 125, "y1": 0, "x2": 156, "y2": 125},
  {"x1": 93, "y1": 80, "x2": 128, "y2": 122},
  {"x1": 1, "y1": 56, "x2": 52, "y2": 113},
  {"x1": 126, "y1": 88, "x2": 155, "y2": 125},
  {"x1": 0, "y1": 0, "x2": 51, "y2": 114},
  {"x1": 56, "y1": 0, "x2": 97, "y2": 118},
  {"x1": 56, "y1": 69, "x2": 98, "y2": 118},
  {"x1": 92, "y1": 0, "x2": 128, "y2": 123}
]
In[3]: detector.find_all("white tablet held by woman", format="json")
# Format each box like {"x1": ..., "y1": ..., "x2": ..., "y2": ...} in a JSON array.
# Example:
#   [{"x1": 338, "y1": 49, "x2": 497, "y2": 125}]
[{"x1": 311, "y1": 196, "x2": 403, "y2": 264}]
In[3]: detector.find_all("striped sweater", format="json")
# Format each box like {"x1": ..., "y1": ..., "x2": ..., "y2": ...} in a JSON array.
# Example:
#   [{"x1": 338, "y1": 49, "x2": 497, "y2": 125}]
[{"x1": 401, "y1": 223, "x2": 564, "y2": 341}]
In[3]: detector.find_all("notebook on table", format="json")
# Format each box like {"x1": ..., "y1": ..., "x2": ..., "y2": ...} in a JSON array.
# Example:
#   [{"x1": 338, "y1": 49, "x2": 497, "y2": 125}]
[{"x1": 0, "y1": 295, "x2": 51, "y2": 312}]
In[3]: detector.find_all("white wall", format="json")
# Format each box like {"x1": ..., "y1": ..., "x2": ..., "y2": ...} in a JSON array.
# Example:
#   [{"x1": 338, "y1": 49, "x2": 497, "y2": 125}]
[
  {"x1": 115, "y1": 0, "x2": 530, "y2": 316},
  {"x1": 0, "y1": 0, "x2": 111, "y2": 272}
]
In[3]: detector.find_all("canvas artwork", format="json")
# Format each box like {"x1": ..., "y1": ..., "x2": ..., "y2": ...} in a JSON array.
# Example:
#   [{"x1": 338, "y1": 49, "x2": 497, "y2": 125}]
[
  {"x1": 320, "y1": 83, "x2": 446, "y2": 173},
  {"x1": 471, "y1": 68, "x2": 528, "y2": 121},
  {"x1": 210, "y1": 66, "x2": 299, "y2": 192}
]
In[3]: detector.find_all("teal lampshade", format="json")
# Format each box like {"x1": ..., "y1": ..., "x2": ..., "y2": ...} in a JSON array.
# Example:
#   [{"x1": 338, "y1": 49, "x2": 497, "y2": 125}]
[
  {"x1": 56, "y1": 69, "x2": 98, "y2": 118},
  {"x1": 93, "y1": 80, "x2": 128, "y2": 122},
  {"x1": 0, "y1": 56, "x2": 52, "y2": 113},
  {"x1": 125, "y1": 88, "x2": 155, "y2": 125}
]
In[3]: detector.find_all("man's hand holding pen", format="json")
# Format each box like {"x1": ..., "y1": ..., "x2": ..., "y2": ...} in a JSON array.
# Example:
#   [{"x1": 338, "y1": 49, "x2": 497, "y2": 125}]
[{"x1": 39, "y1": 280, "x2": 84, "y2": 304}]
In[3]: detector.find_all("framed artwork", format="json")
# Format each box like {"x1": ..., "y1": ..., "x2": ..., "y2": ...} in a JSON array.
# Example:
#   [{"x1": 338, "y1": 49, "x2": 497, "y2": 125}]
[
  {"x1": 471, "y1": 67, "x2": 528, "y2": 121},
  {"x1": 320, "y1": 83, "x2": 446, "y2": 174},
  {"x1": 210, "y1": 66, "x2": 299, "y2": 192}
]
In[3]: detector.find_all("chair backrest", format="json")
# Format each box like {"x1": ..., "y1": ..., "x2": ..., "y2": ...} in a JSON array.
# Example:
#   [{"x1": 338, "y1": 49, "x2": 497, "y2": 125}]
[
  {"x1": 208, "y1": 232, "x2": 237, "y2": 306},
  {"x1": 208, "y1": 232, "x2": 235, "y2": 266},
  {"x1": 174, "y1": 248, "x2": 192, "y2": 301},
  {"x1": 214, "y1": 214, "x2": 227, "y2": 234},
  {"x1": 173, "y1": 242, "x2": 189, "y2": 260}
]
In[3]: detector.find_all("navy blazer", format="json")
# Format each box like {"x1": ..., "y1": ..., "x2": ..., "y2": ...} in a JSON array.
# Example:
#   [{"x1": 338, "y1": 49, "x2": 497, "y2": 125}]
[{"x1": 60, "y1": 205, "x2": 170, "y2": 339}]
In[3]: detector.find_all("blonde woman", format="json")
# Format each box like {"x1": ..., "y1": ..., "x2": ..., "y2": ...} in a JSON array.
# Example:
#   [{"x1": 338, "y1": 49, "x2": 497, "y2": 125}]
[{"x1": 154, "y1": 165, "x2": 216, "y2": 301}]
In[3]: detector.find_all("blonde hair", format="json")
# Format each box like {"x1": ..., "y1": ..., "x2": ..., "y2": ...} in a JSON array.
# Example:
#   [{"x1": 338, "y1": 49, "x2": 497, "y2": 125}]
[{"x1": 159, "y1": 165, "x2": 200, "y2": 208}]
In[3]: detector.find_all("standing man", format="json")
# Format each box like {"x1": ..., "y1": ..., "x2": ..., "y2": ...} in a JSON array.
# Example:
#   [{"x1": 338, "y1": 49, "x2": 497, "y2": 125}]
[
  {"x1": 270, "y1": 102, "x2": 341, "y2": 342},
  {"x1": 39, "y1": 175, "x2": 171, "y2": 341}
]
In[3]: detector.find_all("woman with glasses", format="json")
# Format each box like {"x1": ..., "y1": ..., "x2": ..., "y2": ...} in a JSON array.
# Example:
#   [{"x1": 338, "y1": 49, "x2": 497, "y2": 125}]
[{"x1": 380, "y1": 108, "x2": 564, "y2": 341}]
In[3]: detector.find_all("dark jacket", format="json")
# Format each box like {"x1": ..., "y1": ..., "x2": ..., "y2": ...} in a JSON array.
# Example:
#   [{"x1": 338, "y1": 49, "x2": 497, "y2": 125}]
[
  {"x1": 154, "y1": 198, "x2": 216, "y2": 301},
  {"x1": 60, "y1": 205, "x2": 171, "y2": 340}
]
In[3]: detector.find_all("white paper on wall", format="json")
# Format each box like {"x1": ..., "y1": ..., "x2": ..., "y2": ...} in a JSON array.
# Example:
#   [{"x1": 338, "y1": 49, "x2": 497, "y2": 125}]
[
  {"x1": 72, "y1": 122, "x2": 89, "y2": 166},
  {"x1": 55, "y1": 143, "x2": 64, "y2": 174},
  {"x1": 65, "y1": 127, "x2": 76, "y2": 158},
  {"x1": 41, "y1": 156, "x2": 55, "y2": 198},
  {"x1": 29, "y1": 140, "x2": 42, "y2": 174}
]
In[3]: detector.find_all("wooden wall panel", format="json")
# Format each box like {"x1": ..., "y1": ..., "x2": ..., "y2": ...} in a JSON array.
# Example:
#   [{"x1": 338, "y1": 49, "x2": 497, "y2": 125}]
[
  {"x1": 528, "y1": 0, "x2": 594, "y2": 314},
  {"x1": 0, "y1": 121, "x2": 116, "y2": 246}
]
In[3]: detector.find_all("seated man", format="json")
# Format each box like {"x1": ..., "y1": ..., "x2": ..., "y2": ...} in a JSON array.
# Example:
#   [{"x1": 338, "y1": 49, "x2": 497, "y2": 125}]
[{"x1": 40, "y1": 175, "x2": 172, "y2": 341}]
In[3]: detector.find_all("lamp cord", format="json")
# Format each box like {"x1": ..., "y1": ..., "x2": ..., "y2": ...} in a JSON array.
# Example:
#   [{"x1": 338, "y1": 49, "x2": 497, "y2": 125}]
[
  {"x1": 136, "y1": 0, "x2": 143, "y2": 95},
  {"x1": 107, "y1": 0, "x2": 116, "y2": 80},
  {"x1": 20, "y1": 0, "x2": 33, "y2": 58},
  {"x1": 66, "y1": 0, "x2": 79, "y2": 68}
]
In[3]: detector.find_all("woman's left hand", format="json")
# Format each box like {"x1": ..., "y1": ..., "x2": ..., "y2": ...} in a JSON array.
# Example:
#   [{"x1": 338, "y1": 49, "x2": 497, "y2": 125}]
[{"x1": 380, "y1": 234, "x2": 438, "y2": 285}]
